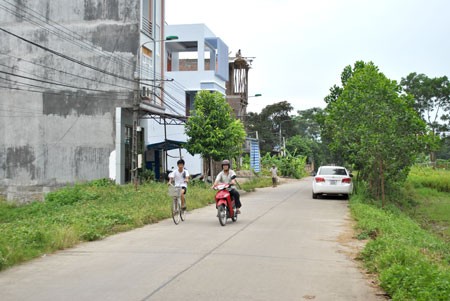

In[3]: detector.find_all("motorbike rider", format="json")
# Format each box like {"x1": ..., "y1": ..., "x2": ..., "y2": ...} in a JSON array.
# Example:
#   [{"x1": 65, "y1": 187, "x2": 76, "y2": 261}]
[
  {"x1": 214, "y1": 159, "x2": 241, "y2": 214},
  {"x1": 168, "y1": 159, "x2": 189, "y2": 210}
]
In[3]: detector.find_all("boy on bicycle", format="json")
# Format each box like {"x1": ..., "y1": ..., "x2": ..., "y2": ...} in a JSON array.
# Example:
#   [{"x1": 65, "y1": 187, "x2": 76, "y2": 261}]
[{"x1": 168, "y1": 159, "x2": 189, "y2": 210}]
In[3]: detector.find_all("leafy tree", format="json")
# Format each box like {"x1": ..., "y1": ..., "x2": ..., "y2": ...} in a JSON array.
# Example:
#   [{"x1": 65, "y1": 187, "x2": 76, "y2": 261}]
[
  {"x1": 285, "y1": 135, "x2": 324, "y2": 169},
  {"x1": 400, "y1": 73, "x2": 450, "y2": 134},
  {"x1": 435, "y1": 136, "x2": 450, "y2": 160},
  {"x1": 292, "y1": 108, "x2": 323, "y2": 140},
  {"x1": 323, "y1": 62, "x2": 426, "y2": 206},
  {"x1": 246, "y1": 101, "x2": 294, "y2": 153},
  {"x1": 400, "y1": 73, "x2": 450, "y2": 163},
  {"x1": 185, "y1": 91, "x2": 246, "y2": 178}
]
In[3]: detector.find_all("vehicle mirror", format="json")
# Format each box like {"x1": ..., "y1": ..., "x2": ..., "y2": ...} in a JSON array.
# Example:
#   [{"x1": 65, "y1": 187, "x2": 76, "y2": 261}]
[{"x1": 350, "y1": 173, "x2": 354, "y2": 177}]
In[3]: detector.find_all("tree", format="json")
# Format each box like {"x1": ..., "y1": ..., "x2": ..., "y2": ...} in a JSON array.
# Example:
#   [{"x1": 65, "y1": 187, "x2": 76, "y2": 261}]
[
  {"x1": 400, "y1": 73, "x2": 450, "y2": 163},
  {"x1": 401, "y1": 73, "x2": 450, "y2": 134},
  {"x1": 246, "y1": 101, "x2": 293, "y2": 153},
  {"x1": 292, "y1": 108, "x2": 323, "y2": 140},
  {"x1": 323, "y1": 62, "x2": 426, "y2": 206},
  {"x1": 285, "y1": 135, "x2": 324, "y2": 169},
  {"x1": 185, "y1": 91, "x2": 246, "y2": 179}
]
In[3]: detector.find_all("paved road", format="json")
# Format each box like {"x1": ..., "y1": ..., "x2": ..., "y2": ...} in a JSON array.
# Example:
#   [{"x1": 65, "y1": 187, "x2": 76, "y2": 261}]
[{"x1": 0, "y1": 178, "x2": 384, "y2": 301}]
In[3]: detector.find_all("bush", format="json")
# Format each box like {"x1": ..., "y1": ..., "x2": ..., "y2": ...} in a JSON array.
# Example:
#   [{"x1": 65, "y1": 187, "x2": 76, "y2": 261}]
[{"x1": 260, "y1": 152, "x2": 307, "y2": 179}]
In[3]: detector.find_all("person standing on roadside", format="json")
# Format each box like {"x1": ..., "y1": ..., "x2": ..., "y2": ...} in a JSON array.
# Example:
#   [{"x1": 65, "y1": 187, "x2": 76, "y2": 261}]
[{"x1": 270, "y1": 164, "x2": 278, "y2": 187}]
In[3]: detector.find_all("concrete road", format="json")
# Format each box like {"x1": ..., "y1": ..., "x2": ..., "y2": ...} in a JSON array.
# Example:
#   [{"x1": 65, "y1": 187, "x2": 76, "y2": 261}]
[{"x1": 0, "y1": 178, "x2": 384, "y2": 301}]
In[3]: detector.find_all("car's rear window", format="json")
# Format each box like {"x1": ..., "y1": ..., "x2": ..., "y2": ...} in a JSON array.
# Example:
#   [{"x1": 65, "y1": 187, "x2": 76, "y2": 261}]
[{"x1": 318, "y1": 167, "x2": 347, "y2": 176}]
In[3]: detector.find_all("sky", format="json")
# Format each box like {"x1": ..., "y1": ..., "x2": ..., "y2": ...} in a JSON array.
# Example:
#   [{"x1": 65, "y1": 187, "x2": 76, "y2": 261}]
[{"x1": 165, "y1": 0, "x2": 450, "y2": 114}]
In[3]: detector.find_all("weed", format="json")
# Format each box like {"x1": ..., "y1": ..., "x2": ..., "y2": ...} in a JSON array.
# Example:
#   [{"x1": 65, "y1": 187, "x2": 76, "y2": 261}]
[
  {"x1": 240, "y1": 176, "x2": 273, "y2": 192},
  {"x1": 0, "y1": 181, "x2": 214, "y2": 271},
  {"x1": 351, "y1": 198, "x2": 450, "y2": 300}
]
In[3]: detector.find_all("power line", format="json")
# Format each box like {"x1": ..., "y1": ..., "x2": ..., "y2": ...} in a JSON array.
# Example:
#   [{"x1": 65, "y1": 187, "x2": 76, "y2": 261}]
[
  {"x1": 0, "y1": 27, "x2": 136, "y2": 83},
  {"x1": 0, "y1": 53, "x2": 136, "y2": 91},
  {"x1": 0, "y1": 67, "x2": 133, "y2": 94},
  {"x1": 0, "y1": 0, "x2": 137, "y2": 72},
  {"x1": 0, "y1": 77, "x2": 131, "y2": 101}
]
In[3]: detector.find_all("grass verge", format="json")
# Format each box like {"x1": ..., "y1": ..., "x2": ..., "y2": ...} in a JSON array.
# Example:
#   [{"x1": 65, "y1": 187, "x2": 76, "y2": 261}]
[
  {"x1": 350, "y1": 194, "x2": 450, "y2": 300},
  {"x1": 238, "y1": 176, "x2": 273, "y2": 192},
  {"x1": 0, "y1": 180, "x2": 215, "y2": 271},
  {"x1": 404, "y1": 167, "x2": 450, "y2": 241}
]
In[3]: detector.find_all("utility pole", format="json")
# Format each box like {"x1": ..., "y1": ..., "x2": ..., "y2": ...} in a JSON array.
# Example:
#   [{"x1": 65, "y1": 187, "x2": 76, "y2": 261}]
[{"x1": 131, "y1": 87, "x2": 139, "y2": 188}]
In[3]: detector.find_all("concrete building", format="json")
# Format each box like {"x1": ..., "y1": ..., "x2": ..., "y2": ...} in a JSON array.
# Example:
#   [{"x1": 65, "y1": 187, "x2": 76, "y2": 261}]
[{"x1": 0, "y1": 0, "x2": 169, "y2": 201}]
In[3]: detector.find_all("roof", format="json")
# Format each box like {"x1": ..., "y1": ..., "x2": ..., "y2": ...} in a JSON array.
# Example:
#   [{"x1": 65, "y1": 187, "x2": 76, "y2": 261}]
[{"x1": 146, "y1": 140, "x2": 185, "y2": 151}]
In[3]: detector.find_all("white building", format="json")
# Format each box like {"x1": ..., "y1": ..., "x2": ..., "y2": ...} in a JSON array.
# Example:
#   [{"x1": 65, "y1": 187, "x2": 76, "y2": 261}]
[{"x1": 142, "y1": 24, "x2": 229, "y2": 179}]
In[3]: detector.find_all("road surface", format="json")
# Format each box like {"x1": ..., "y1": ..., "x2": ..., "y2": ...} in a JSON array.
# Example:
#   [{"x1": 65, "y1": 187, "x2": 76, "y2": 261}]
[{"x1": 0, "y1": 178, "x2": 385, "y2": 300}]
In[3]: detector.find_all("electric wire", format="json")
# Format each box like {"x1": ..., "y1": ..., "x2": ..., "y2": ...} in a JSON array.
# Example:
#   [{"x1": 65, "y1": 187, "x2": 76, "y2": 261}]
[
  {"x1": 0, "y1": 0, "x2": 137, "y2": 72},
  {"x1": 0, "y1": 52, "x2": 137, "y2": 91},
  {"x1": 0, "y1": 1, "x2": 190, "y2": 98},
  {"x1": 0, "y1": 27, "x2": 136, "y2": 83},
  {"x1": 0, "y1": 67, "x2": 133, "y2": 95}
]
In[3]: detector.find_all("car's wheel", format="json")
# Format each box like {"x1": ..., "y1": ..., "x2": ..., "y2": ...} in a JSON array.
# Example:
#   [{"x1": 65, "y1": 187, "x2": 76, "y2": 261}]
[
  {"x1": 343, "y1": 194, "x2": 349, "y2": 200},
  {"x1": 312, "y1": 192, "x2": 318, "y2": 199}
]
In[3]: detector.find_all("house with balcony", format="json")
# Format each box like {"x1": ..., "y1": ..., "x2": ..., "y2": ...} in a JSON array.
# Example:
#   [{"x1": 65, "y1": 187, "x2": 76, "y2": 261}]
[{"x1": 142, "y1": 23, "x2": 229, "y2": 179}]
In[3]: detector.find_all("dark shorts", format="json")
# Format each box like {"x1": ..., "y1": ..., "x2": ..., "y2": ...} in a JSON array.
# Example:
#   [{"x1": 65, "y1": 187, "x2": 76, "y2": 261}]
[
  {"x1": 272, "y1": 177, "x2": 277, "y2": 184},
  {"x1": 181, "y1": 186, "x2": 187, "y2": 194}
]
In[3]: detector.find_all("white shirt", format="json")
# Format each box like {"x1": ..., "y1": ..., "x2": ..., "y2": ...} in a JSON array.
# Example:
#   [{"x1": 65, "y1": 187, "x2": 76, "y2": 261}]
[
  {"x1": 169, "y1": 169, "x2": 189, "y2": 187},
  {"x1": 270, "y1": 167, "x2": 278, "y2": 177},
  {"x1": 215, "y1": 170, "x2": 237, "y2": 188}
]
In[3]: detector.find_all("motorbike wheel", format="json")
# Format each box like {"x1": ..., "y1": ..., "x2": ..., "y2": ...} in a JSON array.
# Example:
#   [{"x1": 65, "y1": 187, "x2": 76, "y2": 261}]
[
  {"x1": 218, "y1": 205, "x2": 227, "y2": 226},
  {"x1": 231, "y1": 206, "x2": 238, "y2": 222},
  {"x1": 172, "y1": 197, "x2": 181, "y2": 225}
]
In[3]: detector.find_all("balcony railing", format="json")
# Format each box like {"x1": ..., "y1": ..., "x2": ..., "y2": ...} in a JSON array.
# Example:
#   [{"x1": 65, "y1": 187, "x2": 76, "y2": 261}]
[{"x1": 141, "y1": 17, "x2": 153, "y2": 38}]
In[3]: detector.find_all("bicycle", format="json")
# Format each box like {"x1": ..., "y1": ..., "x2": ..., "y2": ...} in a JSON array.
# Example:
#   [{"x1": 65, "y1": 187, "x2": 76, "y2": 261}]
[{"x1": 168, "y1": 184, "x2": 186, "y2": 225}]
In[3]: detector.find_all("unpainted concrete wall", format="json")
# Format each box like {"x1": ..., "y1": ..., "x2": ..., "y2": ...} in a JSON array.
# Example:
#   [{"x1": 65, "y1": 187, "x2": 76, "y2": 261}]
[{"x1": 0, "y1": 0, "x2": 140, "y2": 202}]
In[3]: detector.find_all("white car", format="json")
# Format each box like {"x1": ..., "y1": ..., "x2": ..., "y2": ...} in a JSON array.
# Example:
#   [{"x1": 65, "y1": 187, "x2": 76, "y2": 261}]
[{"x1": 312, "y1": 166, "x2": 353, "y2": 199}]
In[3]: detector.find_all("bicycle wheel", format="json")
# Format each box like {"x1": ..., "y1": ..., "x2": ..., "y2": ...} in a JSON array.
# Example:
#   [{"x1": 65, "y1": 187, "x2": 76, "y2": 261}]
[
  {"x1": 172, "y1": 197, "x2": 180, "y2": 225},
  {"x1": 180, "y1": 198, "x2": 186, "y2": 222},
  {"x1": 218, "y1": 204, "x2": 227, "y2": 226}
]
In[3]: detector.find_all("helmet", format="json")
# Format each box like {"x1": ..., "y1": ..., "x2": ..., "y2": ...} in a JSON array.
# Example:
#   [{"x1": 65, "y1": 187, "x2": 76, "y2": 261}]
[{"x1": 221, "y1": 159, "x2": 230, "y2": 168}]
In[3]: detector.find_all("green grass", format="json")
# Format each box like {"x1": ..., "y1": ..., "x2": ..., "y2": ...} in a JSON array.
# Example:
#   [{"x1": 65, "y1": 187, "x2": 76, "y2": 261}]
[
  {"x1": 405, "y1": 167, "x2": 450, "y2": 241},
  {"x1": 407, "y1": 166, "x2": 450, "y2": 193},
  {"x1": 351, "y1": 195, "x2": 450, "y2": 300},
  {"x1": 239, "y1": 176, "x2": 273, "y2": 192},
  {"x1": 350, "y1": 166, "x2": 450, "y2": 300},
  {"x1": 0, "y1": 180, "x2": 215, "y2": 271}
]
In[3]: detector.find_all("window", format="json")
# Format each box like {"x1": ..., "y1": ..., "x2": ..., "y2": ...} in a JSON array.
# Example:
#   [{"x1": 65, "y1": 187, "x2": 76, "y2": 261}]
[
  {"x1": 142, "y1": 46, "x2": 153, "y2": 70},
  {"x1": 319, "y1": 167, "x2": 348, "y2": 176}
]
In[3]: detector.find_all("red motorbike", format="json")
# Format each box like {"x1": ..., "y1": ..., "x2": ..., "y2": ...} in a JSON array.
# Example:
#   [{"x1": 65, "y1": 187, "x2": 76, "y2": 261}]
[{"x1": 213, "y1": 180, "x2": 238, "y2": 226}]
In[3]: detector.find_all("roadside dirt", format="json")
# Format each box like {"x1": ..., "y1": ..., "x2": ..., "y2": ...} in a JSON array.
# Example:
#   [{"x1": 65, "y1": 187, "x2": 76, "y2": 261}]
[{"x1": 337, "y1": 214, "x2": 391, "y2": 300}]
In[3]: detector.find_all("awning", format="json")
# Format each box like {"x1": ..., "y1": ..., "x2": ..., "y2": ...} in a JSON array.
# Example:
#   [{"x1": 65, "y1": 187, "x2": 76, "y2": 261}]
[{"x1": 146, "y1": 139, "x2": 185, "y2": 151}]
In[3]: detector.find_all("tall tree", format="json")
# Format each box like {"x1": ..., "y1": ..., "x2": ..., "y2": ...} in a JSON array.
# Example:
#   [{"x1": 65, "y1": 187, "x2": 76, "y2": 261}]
[
  {"x1": 323, "y1": 62, "x2": 426, "y2": 206},
  {"x1": 401, "y1": 73, "x2": 450, "y2": 135},
  {"x1": 185, "y1": 91, "x2": 246, "y2": 178},
  {"x1": 292, "y1": 107, "x2": 323, "y2": 140},
  {"x1": 400, "y1": 73, "x2": 450, "y2": 163},
  {"x1": 247, "y1": 101, "x2": 294, "y2": 153}
]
